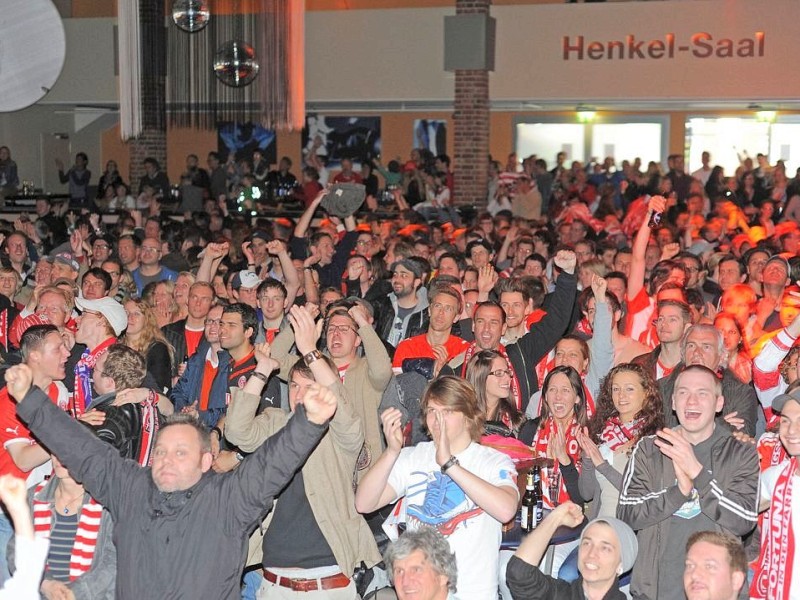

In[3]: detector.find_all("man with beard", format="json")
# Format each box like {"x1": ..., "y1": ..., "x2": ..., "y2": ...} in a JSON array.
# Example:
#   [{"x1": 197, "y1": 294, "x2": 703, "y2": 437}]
[{"x1": 373, "y1": 259, "x2": 429, "y2": 350}]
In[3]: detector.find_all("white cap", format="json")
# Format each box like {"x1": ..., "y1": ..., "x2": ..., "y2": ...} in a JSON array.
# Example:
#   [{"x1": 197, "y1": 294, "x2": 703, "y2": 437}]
[{"x1": 75, "y1": 296, "x2": 128, "y2": 336}]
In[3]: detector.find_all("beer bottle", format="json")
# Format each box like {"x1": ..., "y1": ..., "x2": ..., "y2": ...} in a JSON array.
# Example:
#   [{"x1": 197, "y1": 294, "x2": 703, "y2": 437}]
[
  {"x1": 533, "y1": 465, "x2": 544, "y2": 526},
  {"x1": 521, "y1": 471, "x2": 536, "y2": 533}
]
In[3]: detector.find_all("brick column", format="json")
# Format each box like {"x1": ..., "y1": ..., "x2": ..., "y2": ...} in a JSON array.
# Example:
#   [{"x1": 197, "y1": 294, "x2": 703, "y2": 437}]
[
  {"x1": 453, "y1": 0, "x2": 491, "y2": 210},
  {"x1": 128, "y1": 0, "x2": 167, "y2": 190}
]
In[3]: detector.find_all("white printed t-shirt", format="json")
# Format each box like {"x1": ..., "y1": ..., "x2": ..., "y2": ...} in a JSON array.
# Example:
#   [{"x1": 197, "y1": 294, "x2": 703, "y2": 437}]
[{"x1": 388, "y1": 441, "x2": 518, "y2": 600}]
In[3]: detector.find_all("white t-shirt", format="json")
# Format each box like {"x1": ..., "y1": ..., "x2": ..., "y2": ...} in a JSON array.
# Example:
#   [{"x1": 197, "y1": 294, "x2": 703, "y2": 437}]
[
  {"x1": 388, "y1": 441, "x2": 517, "y2": 600},
  {"x1": 759, "y1": 464, "x2": 800, "y2": 599}
]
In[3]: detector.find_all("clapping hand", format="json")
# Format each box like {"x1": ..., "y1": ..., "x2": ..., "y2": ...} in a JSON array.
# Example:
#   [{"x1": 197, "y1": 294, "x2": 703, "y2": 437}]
[
  {"x1": 253, "y1": 342, "x2": 279, "y2": 374},
  {"x1": 431, "y1": 409, "x2": 452, "y2": 468},
  {"x1": 576, "y1": 426, "x2": 604, "y2": 467},
  {"x1": 547, "y1": 423, "x2": 570, "y2": 466},
  {"x1": 654, "y1": 428, "x2": 703, "y2": 495},
  {"x1": 288, "y1": 305, "x2": 320, "y2": 355},
  {"x1": 380, "y1": 407, "x2": 404, "y2": 454}
]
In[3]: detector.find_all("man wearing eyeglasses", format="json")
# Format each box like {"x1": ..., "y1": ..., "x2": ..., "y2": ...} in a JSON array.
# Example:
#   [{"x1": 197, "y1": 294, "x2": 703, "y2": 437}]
[
  {"x1": 131, "y1": 237, "x2": 177, "y2": 297},
  {"x1": 271, "y1": 300, "x2": 392, "y2": 483},
  {"x1": 391, "y1": 286, "x2": 468, "y2": 377}
]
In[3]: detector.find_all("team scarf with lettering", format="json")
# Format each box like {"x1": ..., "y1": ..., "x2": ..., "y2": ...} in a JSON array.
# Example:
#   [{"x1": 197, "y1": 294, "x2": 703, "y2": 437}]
[
  {"x1": 137, "y1": 389, "x2": 161, "y2": 467},
  {"x1": 33, "y1": 483, "x2": 102, "y2": 581},
  {"x1": 532, "y1": 417, "x2": 580, "y2": 508},
  {"x1": 600, "y1": 416, "x2": 645, "y2": 451},
  {"x1": 751, "y1": 457, "x2": 797, "y2": 600},
  {"x1": 461, "y1": 342, "x2": 522, "y2": 411},
  {"x1": 71, "y1": 337, "x2": 115, "y2": 418}
]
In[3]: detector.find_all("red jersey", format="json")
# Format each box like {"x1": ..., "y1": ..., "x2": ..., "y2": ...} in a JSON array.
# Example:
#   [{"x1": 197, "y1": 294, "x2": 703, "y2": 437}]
[
  {"x1": 0, "y1": 382, "x2": 65, "y2": 480},
  {"x1": 392, "y1": 334, "x2": 469, "y2": 369}
]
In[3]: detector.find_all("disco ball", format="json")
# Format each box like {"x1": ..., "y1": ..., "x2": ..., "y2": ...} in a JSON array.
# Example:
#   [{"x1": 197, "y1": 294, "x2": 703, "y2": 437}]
[
  {"x1": 213, "y1": 41, "x2": 259, "y2": 87},
  {"x1": 172, "y1": 0, "x2": 210, "y2": 33}
]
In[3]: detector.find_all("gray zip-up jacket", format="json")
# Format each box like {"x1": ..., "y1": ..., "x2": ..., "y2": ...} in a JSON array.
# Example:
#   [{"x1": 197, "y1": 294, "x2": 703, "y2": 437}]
[
  {"x1": 617, "y1": 425, "x2": 759, "y2": 600},
  {"x1": 17, "y1": 384, "x2": 328, "y2": 600}
]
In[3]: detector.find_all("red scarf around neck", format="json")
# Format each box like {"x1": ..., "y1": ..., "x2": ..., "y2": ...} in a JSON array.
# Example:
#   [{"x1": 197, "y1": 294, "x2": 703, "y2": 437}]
[
  {"x1": 533, "y1": 417, "x2": 580, "y2": 508},
  {"x1": 33, "y1": 483, "x2": 102, "y2": 581},
  {"x1": 600, "y1": 416, "x2": 645, "y2": 451},
  {"x1": 751, "y1": 457, "x2": 797, "y2": 600}
]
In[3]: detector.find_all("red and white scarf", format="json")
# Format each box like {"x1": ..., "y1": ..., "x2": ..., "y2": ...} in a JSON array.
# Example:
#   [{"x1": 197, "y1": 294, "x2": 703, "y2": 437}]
[
  {"x1": 71, "y1": 337, "x2": 115, "y2": 418},
  {"x1": 33, "y1": 483, "x2": 102, "y2": 581},
  {"x1": 137, "y1": 389, "x2": 161, "y2": 467},
  {"x1": 462, "y1": 342, "x2": 522, "y2": 411},
  {"x1": 600, "y1": 417, "x2": 645, "y2": 452},
  {"x1": 533, "y1": 418, "x2": 580, "y2": 508},
  {"x1": 751, "y1": 457, "x2": 797, "y2": 600}
]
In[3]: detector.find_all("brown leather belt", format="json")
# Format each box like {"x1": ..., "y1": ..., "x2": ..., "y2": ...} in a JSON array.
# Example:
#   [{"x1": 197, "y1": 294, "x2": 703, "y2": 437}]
[{"x1": 263, "y1": 569, "x2": 351, "y2": 592}]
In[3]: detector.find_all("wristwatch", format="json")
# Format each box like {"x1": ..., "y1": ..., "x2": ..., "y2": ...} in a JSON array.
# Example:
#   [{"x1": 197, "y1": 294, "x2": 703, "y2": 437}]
[
  {"x1": 441, "y1": 455, "x2": 459, "y2": 474},
  {"x1": 303, "y1": 349, "x2": 322, "y2": 366},
  {"x1": 235, "y1": 452, "x2": 245, "y2": 462}
]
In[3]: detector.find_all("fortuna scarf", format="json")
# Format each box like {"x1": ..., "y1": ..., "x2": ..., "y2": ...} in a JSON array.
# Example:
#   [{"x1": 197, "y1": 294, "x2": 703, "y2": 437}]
[
  {"x1": 33, "y1": 483, "x2": 102, "y2": 581},
  {"x1": 751, "y1": 457, "x2": 797, "y2": 600},
  {"x1": 600, "y1": 417, "x2": 645, "y2": 452},
  {"x1": 137, "y1": 389, "x2": 160, "y2": 467},
  {"x1": 71, "y1": 337, "x2": 115, "y2": 418},
  {"x1": 533, "y1": 417, "x2": 580, "y2": 508},
  {"x1": 462, "y1": 342, "x2": 522, "y2": 411}
]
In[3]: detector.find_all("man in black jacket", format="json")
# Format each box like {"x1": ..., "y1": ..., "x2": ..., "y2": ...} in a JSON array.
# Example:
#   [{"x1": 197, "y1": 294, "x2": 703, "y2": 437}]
[
  {"x1": 6, "y1": 359, "x2": 335, "y2": 599},
  {"x1": 83, "y1": 344, "x2": 163, "y2": 467},
  {"x1": 454, "y1": 249, "x2": 577, "y2": 414}
]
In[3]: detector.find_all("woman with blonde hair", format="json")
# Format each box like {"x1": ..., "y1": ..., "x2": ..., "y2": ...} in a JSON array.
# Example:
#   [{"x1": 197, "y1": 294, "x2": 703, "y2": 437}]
[
  {"x1": 141, "y1": 280, "x2": 178, "y2": 327},
  {"x1": 120, "y1": 299, "x2": 173, "y2": 392}
]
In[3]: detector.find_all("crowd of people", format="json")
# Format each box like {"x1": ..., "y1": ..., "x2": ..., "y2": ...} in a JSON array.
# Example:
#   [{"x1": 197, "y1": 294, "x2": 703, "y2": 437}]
[{"x1": 0, "y1": 142, "x2": 796, "y2": 600}]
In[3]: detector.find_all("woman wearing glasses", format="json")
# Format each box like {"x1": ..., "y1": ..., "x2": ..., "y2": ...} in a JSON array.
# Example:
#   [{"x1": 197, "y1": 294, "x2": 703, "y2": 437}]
[{"x1": 466, "y1": 350, "x2": 528, "y2": 440}]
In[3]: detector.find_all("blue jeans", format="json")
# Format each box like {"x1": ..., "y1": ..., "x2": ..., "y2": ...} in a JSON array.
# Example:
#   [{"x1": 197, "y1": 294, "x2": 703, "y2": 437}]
[
  {"x1": 0, "y1": 511, "x2": 13, "y2": 584},
  {"x1": 242, "y1": 569, "x2": 264, "y2": 600},
  {"x1": 558, "y1": 546, "x2": 580, "y2": 583}
]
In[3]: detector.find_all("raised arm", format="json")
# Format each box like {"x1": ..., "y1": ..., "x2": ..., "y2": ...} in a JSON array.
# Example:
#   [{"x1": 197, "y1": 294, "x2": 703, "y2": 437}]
[
  {"x1": 585, "y1": 275, "x2": 614, "y2": 401},
  {"x1": 196, "y1": 242, "x2": 230, "y2": 283},
  {"x1": 354, "y1": 407, "x2": 402, "y2": 514},
  {"x1": 225, "y1": 383, "x2": 333, "y2": 531},
  {"x1": 627, "y1": 195, "x2": 665, "y2": 301},
  {"x1": 515, "y1": 250, "x2": 578, "y2": 368},
  {"x1": 8, "y1": 366, "x2": 141, "y2": 515},
  {"x1": 268, "y1": 240, "x2": 300, "y2": 307},
  {"x1": 351, "y1": 304, "x2": 392, "y2": 391},
  {"x1": 293, "y1": 188, "x2": 327, "y2": 239}
]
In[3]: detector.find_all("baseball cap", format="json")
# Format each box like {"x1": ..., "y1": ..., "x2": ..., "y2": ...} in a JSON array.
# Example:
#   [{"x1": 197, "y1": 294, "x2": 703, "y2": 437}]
[
  {"x1": 75, "y1": 296, "x2": 128, "y2": 336},
  {"x1": 251, "y1": 230, "x2": 270, "y2": 243},
  {"x1": 232, "y1": 270, "x2": 261, "y2": 290},
  {"x1": 772, "y1": 387, "x2": 800, "y2": 414},
  {"x1": 390, "y1": 259, "x2": 423, "y2": 279},
  {"x1": 52, "y1": 252, "x2": 79, "y2": 272}
]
